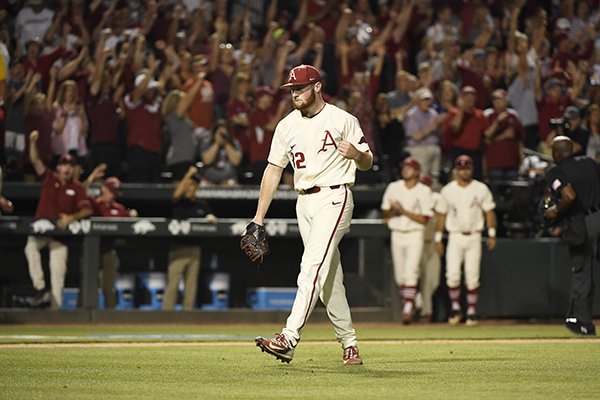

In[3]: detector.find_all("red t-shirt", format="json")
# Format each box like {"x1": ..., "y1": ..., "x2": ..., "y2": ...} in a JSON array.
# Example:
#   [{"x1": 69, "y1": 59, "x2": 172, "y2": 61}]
[
  {"x1": 183, "y1": 77, "x2": 214, "y2": 129},
  {"x1": 227, "y1": 98, "x2": 251, "y2": 151},
  {"x1": 92, "y1": 197, "x2": 129, "y2": 217},
  {"x1": 86, "y1": 91, "x2": 120, "y2": 144},
  {"x1": 485, "y1": 110, "x2": 524, "y2": 170},
  {"x1": 35, "y1": 170, "x2": 92, "y2": 218},
  {"x1": 123, "y1": 93, "x2": 163, "y2": 154},
  {"x1": 23, "y1": 47, "x2": 64, "y2": 91},
  {"x1": 92, "y1": 197, "x2": 129, "y2": 249},
  {"x1": 443, "y1": 107, "x2": 489, "y2": 151},
  {"x1": 536, "y1": 95, "x2": 571, "y2": 140},
  {"x1": 247, "y1": 108, "x2": 276, "y2": 164}
]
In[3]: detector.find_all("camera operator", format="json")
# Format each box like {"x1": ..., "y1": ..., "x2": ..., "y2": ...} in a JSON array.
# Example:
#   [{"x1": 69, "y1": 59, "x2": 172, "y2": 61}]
[
  {"x1": 548, "y1": 106, "x2": 589, "y2": 156},
  {"x1": 199, "y1": 119, "x2": 242, "y2": 186}
]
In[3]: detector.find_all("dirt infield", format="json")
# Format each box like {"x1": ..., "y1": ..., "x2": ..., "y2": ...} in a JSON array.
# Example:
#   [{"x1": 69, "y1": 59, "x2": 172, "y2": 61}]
[{"x1": 2, "y1": 337, "x2": 599, "y2": 348}]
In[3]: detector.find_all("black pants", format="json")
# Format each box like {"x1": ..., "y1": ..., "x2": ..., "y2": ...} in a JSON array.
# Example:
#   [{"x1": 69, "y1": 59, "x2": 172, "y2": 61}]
[
  {"x1": 126, "y1": 146, "x2": 163, "y2": 183},
  {"x1": 567, "y1": 236, "x2": 597, "y2": 325}
]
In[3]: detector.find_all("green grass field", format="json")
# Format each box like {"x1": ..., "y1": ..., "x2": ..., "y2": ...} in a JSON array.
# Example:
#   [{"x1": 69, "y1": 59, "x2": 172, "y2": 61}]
[{"x1": 1, "y1": 322, "x2": 599, "y2": 399}]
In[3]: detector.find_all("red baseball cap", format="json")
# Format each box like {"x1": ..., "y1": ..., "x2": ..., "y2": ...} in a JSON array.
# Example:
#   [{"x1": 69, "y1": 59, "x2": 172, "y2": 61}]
[
  {"x1": 103, "y1": 177, "x2": 122, "y2": 195},
  {"x1": 57, "y1": 154, "x2": 77, "y2": 165},
  {"x1": 402, "y1": 157, "x2": 421, "y2": 170},
  {"x1": 455, "y1": 155, "x2": 474, "y2": 169},
  {"x1": 280, "y1": 64, "x2": 321, "y2": 89}
]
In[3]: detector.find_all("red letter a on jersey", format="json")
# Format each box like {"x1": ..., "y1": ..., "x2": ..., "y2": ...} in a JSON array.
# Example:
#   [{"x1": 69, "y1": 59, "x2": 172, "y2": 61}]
[{"x1": 318, "y1": 130, "x2": 337, "y2": 153}]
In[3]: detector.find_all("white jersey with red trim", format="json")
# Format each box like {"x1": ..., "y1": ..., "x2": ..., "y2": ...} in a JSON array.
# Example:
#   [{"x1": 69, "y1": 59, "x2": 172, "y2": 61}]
[
  {"x1": 381, "y1": 181, "x2": 434, "y2": 232},
  {"x1": 268, "y1": 103, "x2": 370, "y2": 190},
  {"x1": 436, "y1": 180, "x2": 495, "y2": 233}
]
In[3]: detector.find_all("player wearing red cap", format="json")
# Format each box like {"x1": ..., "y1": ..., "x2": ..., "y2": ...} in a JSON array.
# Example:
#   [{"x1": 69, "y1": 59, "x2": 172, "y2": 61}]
[
  {"x1": 253, "y1": 64, "x2": 372, "y2": 365},
  {"x1": 84, "y1": 165, "x2": 138, "y2": 308},
  {"x1": 24, "y1": 130, "x2": 93, "y2": 309},
  {"x1": 434, "y1": 155, "x2": 497, "y2": 325},
  {"x1": 381, "y1": 157, "x2": 434, "y2": 324}
]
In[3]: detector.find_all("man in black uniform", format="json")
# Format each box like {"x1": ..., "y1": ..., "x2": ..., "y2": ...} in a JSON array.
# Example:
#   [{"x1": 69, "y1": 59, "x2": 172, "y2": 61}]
[{"x1": 544, "y1": 136, "x2": 600, "y2": 336}]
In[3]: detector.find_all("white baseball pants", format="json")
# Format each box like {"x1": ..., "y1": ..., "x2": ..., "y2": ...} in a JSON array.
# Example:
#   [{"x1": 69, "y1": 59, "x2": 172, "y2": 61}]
[
  {"x1": 282, "y1": 186, "x2": 357, "y2": 349},
  {"x1": 445, "y1": 232, "x2": 482, "y2": 290},
  {"x1": 24, "y1": 236, "x2": 68, "y2": 309},
  {"x1": 390, "y1": 230, "x2": 424, "y2": 287}
]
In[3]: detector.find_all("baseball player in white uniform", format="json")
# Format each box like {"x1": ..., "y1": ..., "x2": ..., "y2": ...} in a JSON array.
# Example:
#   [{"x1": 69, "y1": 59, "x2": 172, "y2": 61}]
[
  {"x1": 417, "y1": 174, "x2": 442, "y2": 322},
  {"x1": 435, "y1": 155, "x2": 497, "y2": 325},
  {"x1": 253, "y1": 65, "x2": 372, "y2": 365},
  {"x1": 381, "y1": 157, "x2": 433, "y2": 324}
]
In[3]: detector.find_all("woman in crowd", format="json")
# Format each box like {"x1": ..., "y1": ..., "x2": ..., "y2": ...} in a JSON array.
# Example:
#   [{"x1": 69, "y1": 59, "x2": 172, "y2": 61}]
[{"x1": 51, "y1": 78, "x2": 88, "y2": 166}]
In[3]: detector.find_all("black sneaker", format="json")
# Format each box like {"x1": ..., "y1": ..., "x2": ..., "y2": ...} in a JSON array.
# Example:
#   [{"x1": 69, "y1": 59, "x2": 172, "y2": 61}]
[
  {"x1": 465, "y1": 314, "x2": 479, "y2": 326},
  {"x1": 565, "y1": 318, "x2": 596, "y2": 336},
  {"x1": 28, "y1": 290, "x2": 51, "y2": 308},
  {"x1": 448, "y1": 310, "x2": 462, "y2": 325}
]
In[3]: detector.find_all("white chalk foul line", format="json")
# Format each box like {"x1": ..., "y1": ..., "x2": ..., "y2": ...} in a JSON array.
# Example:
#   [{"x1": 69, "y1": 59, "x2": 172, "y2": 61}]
[{"x1": 0, "y1": 336, "x2": 599, "y2": 348}]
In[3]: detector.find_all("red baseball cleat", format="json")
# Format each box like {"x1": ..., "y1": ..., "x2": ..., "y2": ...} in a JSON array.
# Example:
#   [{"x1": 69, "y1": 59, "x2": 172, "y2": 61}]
[
  {"x1": 255, "y1": 333, "x2": 294, "y2": 363},
  {"x1": 343, "y1": 346, "x2": 363, "y2": 365}
]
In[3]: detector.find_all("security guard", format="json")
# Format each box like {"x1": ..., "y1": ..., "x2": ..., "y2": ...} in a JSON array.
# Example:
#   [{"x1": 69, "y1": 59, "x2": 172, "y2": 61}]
[{"x1": 544, "y1": 136, "x2": 600, "y2": 336}]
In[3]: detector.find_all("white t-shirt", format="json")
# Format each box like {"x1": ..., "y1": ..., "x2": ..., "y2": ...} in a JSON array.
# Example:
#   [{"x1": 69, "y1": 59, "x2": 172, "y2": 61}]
[
  {"x1": 436, "y1": 180, "x2": 495, "y2": 233},
  {"x1": 381, "y1": 180, "x2": 434, "y2": 232},
  {"x1": 15, "y1": 7, "x2": 55, "y2": 53},
  {"x1": 268, "y1": 103, "x2": 371, "y2": 191}
]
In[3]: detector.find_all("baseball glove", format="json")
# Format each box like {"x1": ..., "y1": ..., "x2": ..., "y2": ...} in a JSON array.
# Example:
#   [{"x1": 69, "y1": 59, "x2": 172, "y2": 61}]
[{"x1": 240, "y1": 222, "x2": 269, "y2": 264}]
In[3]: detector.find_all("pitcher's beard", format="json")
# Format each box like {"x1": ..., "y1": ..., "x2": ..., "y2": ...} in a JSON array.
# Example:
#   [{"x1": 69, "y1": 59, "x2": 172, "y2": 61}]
[{"x1": 293, "y1": 90, "x2": 316, "y2": 113}]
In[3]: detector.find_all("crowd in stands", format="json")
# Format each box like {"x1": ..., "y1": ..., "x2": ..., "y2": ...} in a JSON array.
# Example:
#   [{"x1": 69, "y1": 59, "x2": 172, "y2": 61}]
[{"x1": 1, "y1": 0, "x2": 600, "y2": 188}]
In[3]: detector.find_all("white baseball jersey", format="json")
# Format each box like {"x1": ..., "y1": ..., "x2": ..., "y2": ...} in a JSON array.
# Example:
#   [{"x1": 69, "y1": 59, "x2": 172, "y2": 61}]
[
  {"x1": 381, "y1": 181, "x2": 434, "y2": 231},
  {"x1": 436, "y1": 180, "x2": 495, "y2": 233},
  {"x1": 268, "y1": 104, "x2": 370, "y2": 190}
]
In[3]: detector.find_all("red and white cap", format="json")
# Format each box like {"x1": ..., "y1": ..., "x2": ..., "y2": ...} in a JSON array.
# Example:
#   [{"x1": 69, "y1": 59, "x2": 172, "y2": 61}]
[
  {"x1": 103, "y1": 177, "x2": 122, "y2": 195},
  {"x1": 402, "y1": 157, "x2": 421, "y2": 170},
  {"x1": 455, "y1": 155, "x2": 474, "y2": 169},
  {"x1": 280, "y1": 65, "x2": 321, "y2": 89}
]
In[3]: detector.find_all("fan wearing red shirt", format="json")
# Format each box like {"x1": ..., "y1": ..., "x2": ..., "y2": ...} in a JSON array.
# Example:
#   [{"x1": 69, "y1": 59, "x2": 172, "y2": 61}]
[
  {"x1": 443, "y1": 86, "x2": 489, "y2": 180},
  {"x1": 483, "y1": 89, "x2": 524, "y2": 180},
  {"x1": 24, "y1": 130, "x2": 93, "y2": 309},
  {"x1": 245, "y1": 86, "x2": 288, "y2": 183},
  {"x1": 123, "y1": 69, "x2": 164, "y2": 182},
  {"x1": 85, "y1": 170, "x2": 137, "y2": 309},
  {"x1": 183, "y1": 55, "x2": 214, "y2": 132},
  {"x1": 23, "y1": 37, "x2": 64, "y2": 92}
]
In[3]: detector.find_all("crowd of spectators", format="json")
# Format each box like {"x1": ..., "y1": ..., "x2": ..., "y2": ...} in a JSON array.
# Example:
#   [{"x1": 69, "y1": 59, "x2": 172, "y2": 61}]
[{"x1": 1, "y1": 0, "x2": 600, "y2": 189}]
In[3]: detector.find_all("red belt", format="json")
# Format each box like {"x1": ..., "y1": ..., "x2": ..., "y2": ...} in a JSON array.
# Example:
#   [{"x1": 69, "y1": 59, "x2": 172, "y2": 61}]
[{"x1": 301, "y1": 185, "x2": 342, "y2": 195}]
